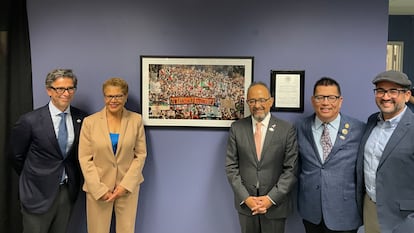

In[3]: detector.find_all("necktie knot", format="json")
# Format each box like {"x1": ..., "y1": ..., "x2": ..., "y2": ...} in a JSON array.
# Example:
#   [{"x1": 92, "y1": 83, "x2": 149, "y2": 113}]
[{"x1": 320, "y1": 123, "x2": 332, "y2": 161}]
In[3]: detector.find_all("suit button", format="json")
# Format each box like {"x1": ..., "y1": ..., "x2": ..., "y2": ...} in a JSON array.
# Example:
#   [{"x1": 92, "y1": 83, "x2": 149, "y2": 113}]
[{"x1": 316, "y1": 185, "x2": 320, "y2": 190}]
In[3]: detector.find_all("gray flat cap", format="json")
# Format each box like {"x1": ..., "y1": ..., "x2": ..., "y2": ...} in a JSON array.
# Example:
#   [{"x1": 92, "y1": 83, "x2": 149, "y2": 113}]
[{"x1": 372, "y1": 70, "x2": 411, "y2": 88}]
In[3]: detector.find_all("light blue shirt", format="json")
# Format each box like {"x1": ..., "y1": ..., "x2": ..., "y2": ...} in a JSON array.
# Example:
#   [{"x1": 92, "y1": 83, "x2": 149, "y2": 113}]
[
  {"x1": 49, "y1": 103, "x2": 75, "y2": 152},
  {"x1": 49, "y1": 102, "x2": 74, "y2": 182},
  {"x1": 364, "y1": 106, "x2": 407, "y2": 202},
  {"x1": 312, "y1": 114, "x2": 341, "y2": 162}
]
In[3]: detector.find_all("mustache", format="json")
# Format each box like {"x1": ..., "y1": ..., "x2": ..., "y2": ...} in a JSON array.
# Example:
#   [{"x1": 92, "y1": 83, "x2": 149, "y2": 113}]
[
  {"x1": 253, "y1": 106, "x2": 265, "y2": 111},
  {"x1": 380, "y1": 99, "x2": 395, "y2": 104}
]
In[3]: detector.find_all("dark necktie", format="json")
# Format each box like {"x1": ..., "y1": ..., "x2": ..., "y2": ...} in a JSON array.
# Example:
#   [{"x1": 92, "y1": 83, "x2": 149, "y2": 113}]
[
  {"x1": 320, "y1": 123, "x2": 332, "y2": 161},
  {"x1": 58, "y1": 113, "x2": 68, "y2": 157}
]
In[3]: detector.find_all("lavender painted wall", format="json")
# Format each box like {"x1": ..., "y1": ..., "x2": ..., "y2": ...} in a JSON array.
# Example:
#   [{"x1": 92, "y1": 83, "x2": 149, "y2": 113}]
[{"x1": 27, "y1": 0, "x2": 388, "y2": 232}]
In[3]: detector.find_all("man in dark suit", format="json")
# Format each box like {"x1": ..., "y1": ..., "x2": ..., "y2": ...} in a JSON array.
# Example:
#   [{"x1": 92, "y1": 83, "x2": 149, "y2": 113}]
[
  {"x1": 296, "y1": 77, "x2": 365, "y2": 233},
  {"x1": 356, "y1": 70, "x2": 414, "y2": 233},
  {"x1": 9, "y1": 69, "x2": 87, "y2": 233},
  {"x1": 225, "y1": 82, "x2": 298, "y2": 233}
]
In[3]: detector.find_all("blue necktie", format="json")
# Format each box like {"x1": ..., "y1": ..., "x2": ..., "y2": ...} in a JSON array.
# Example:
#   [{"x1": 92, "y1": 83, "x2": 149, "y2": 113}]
[{"x1": 58, "y1": 113, "x2": 68, "y2": 157}]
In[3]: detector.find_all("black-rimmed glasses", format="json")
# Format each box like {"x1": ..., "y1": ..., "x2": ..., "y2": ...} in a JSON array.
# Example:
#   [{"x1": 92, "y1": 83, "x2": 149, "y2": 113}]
[
  {"x1": 50, "y1": 86, "x2": 76, "y2": 94},
  {"x1": 313, "y1": 95, "x2": 340, "y2": 103},
  {"x1": 373, "y1": 88, "x2": 407, "y2": 98},
  {"x1": 246, "y1": 98, "x2": 271, "y2": 106},
  {"x1": 105, "y1": 95, "x2": 124, "y2": 101}
]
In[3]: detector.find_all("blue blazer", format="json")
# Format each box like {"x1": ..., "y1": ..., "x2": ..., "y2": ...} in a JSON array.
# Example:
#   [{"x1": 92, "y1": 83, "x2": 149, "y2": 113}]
[
  {"x1": 357, "y1": 108, "x2": 414, "y2": 233},
  {"x1": 297, "y1": 113, "x2": 365, "y2": 230},
  {"x1": 9, "y1": 105, "x2": 87, "y2": 214}
]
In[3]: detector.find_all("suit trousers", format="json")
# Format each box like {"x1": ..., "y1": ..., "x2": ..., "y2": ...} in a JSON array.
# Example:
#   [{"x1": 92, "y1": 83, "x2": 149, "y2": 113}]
[
  {"x1": 21, "y1": 184, "x2": 72, "y2": 233},
  {"x1": 302, "y1": 219, "x2": 357, "y2": 233},
  {"x1": 238, "y1": 213, "x2": 285, "y2": 233},
  {"x1": 363, "y1": 194, "x2": 381, "y2": 233},
  {"x1": 86, "y1": 187, "x2": 140, "y2": 233}
]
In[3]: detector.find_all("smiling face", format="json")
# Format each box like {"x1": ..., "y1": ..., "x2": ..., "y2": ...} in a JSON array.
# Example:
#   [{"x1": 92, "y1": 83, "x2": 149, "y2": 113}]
[
  {"x1": 46, "y1": 77, "x2": 76, "y2": 112},
  {"x1": 104, "y1": 85, "x2": 127, "y2": 115},
  {"x1": 312, "y1": 85, "x2": 343, "y2": 123},
  {"x1": 375, "y1": 81, "x2": 411, "y2": 120},
  {"x1": 247, "y1": 84, "x2": 274, "y2": 122}
]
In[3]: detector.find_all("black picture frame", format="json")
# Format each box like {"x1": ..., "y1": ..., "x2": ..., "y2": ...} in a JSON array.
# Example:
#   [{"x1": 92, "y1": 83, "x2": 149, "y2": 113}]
[
  {"x1": 270, "y1": 70, "x2": 305, "y2": 112},
  {"x1": 141, "y1": 56, "x2": 254, "y2": 127}
]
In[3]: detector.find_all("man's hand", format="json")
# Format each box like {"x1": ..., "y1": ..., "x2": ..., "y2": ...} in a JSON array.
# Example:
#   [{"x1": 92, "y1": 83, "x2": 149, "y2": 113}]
[{"x1": 245, "y1": 196, "x2": 273, "y2": 215}]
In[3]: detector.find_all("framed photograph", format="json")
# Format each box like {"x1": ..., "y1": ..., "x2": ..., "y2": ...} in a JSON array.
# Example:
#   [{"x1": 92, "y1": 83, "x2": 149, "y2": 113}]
[
  {"x1": 270, "y1": 70, "x2": 305, "y2": 112},
  {"x1": 141, "y1": 56, "x2": 253, "y2": 127}
]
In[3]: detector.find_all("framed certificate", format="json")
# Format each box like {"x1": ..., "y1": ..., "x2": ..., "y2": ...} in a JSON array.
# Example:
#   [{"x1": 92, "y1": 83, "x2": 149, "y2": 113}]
[{"x1": 270, "y1": 70, "x2": 305, "y2": 112}]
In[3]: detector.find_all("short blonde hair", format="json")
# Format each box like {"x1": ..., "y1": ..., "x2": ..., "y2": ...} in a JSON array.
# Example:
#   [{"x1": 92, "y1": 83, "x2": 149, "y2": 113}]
[{"x1": 102, "y1": 77, "x2": 129, "y2": 95}]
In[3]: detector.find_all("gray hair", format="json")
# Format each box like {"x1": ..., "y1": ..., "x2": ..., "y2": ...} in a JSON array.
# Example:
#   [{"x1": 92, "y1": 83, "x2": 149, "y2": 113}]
[{"x1": 45, "y1": 69, "x2": 78, "y2": 88}]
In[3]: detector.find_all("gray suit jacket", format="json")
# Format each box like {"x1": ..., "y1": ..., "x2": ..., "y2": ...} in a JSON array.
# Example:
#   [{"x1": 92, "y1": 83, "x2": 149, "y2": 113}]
[
  {"x1": 356, "y1": 108, "x2": 414, "y2": 233},
  {"x1": 9, "y1": 105, "x2": 87, "y2": 214},
  {"x1": 225, "y1": 115, "x2": 298, "y2": 219},
  {"x1": 297, "y1": 113, "x2": 365, "y2": 230}
]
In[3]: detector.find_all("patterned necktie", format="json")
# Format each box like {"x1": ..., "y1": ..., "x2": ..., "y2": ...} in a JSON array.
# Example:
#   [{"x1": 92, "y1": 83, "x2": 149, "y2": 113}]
[
  {"x1": 58, "y1": 113, "x2": 68, "y2": 157},
  {"x1": 320, "y1": 123, "x2": 332, "y2": 161},
  {"x1": 255, "y1": 122, "x2": 262, "y2": 160}
]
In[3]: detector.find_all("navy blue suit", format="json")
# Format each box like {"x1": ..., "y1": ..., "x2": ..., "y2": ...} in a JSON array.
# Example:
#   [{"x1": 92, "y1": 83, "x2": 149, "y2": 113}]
[
  {"x1": 297, "y1": 113, "x2": 365, "y2": 231},
  {"x1": 356, "y1": 108, "x2": 414, "y2": 233},
  {"x1": 10, "y1": 105, "x2": 87, "y2": 214}
]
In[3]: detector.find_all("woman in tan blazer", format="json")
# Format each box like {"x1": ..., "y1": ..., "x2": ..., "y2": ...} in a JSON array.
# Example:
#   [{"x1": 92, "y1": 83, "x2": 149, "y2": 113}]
[{"x1": 79, "y1": 77, "x2": 147, "y2": 233}]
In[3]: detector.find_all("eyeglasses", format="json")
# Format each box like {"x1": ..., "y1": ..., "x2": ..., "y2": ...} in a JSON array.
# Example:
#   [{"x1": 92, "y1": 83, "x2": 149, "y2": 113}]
[
  {"x1": 50, "y1": 86, "x2": 76, "y2": 94},
  {"x1": 105, "y1": 94, "x2": 124, "y2": 100},
  {"x1": 373, "y1": 88, "x2": 407, "y2": 98},
  {"x1": 313, "y1": 95, "x2": 341, "y2": 103},
  {"x1": 246, "y1": 98, "x2": 271, "y2": 105}
]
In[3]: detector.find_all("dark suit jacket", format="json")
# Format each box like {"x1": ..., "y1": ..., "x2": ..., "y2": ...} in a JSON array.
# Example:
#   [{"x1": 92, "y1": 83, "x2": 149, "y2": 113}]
[
  {"x1": 225, "y1": 115, "x2": 298, "y2": 219},
  {"x1": 356, "y1": 108, "x2": 414, "y2": 233},
  {"x1": 297, "y1": 113, "x2": 365, "y2": 230},
  {"x1": 9, "y1": 104, "x2": 87, "y2": 214}
]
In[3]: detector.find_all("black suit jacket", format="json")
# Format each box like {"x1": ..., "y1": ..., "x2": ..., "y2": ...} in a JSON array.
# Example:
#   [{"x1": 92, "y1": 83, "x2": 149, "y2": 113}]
[{"x1": 9, "y1": 104, "x2": 87, "y2": 214}]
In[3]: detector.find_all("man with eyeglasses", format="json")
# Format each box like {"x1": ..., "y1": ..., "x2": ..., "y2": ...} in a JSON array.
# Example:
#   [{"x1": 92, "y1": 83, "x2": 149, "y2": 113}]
[
  {"x1": 296, "y1": 77, "x2": 365, "y2": 233},
  {"x1": 356, "y1": 70, "x2": 414, "y2": 233},
  {"x1": 225, "y1": 82, "x2": 298, "y2": 233},
  {"x1": 9, "y1": 69, "x2": 87, "y2": 233}
]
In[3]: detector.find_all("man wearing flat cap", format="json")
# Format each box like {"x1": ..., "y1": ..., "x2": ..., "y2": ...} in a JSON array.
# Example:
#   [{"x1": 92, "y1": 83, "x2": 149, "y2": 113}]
[{"x1": 356, "y1": 70, "x2": 414, "y2": 233}]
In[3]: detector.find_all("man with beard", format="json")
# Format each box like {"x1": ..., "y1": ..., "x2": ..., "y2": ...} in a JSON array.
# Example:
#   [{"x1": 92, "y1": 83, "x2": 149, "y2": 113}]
[
  {"x1": 225, "y1": 82, "x2": 298, "y2": 233},
  {"x1": 356, "y1": 70, "x2": 414, "y2": 233}
]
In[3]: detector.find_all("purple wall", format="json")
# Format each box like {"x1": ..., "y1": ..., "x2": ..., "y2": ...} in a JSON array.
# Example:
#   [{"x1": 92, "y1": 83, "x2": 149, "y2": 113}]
[{"x1": 27, "y1": 0, "x2": 388, "y2": 232}]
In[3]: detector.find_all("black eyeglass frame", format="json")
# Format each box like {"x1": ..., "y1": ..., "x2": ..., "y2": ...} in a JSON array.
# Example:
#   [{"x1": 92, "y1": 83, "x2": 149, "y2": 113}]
[{"x1": 49, "y1": 86, "x2": 76, "y2": 94}]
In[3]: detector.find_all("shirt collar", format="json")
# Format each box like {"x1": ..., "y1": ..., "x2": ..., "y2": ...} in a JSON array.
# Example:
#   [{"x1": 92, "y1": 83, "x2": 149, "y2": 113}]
[
  {"x1": 48, "y1": 102, "x2": 71, "y2": 116},
  {"x1": 377, "y1": 106, "x2": 407, "y2": 127},
  {"x1": 314, "y1": 113, "x2": 341, "y2": 130},
  {"x1": 252, "y1": 113, "x2": 271, "y2": 129}
]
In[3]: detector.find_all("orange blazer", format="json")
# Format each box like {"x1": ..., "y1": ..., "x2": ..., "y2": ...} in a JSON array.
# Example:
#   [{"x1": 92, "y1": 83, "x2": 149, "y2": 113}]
[{"x1": 79, "y1": 107, "x2": 147, "y2": 200}]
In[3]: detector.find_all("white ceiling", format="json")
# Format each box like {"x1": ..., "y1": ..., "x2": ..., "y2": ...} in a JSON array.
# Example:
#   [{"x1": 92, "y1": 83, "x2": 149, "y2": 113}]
[{"x1": 389, "y1": 0, "x2": 414, "y2": 15}]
